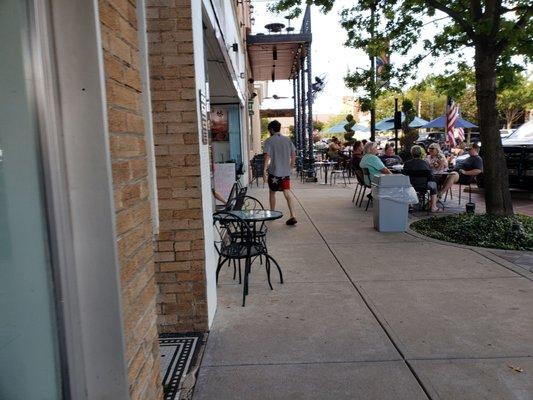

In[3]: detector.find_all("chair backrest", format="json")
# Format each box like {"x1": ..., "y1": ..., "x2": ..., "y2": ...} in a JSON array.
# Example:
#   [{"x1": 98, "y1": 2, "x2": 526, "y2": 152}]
[
  {"x1": 361, "y1": 168, "x2": 372, "y2": 188},
  {"x1": 239, "y1": 195, "x2": 264, "y2": 211},
  {"x1": 212, "y1": 211, "x2": 252, "y2": 256},
  {"x1": 251, "y1": 155, "x2": 265, "y2": 178},
  {"x1": 354, "y1": 169, "x2": 365, "y2": 186},
  {"x1": 404, "y1": 169, "x2": 431, "y2": 193},
  {"x1": 229, "y1": 186, "x2": 248, "y2": 211},
  {"x1": 224, "y1": 183, "x2": 239, "y2": 209}
]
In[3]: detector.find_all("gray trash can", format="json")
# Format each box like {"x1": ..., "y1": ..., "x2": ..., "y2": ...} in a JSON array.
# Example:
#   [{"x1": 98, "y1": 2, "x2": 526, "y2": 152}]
[{"x1": 371, "y1": 174, "x2": 417, "y2": 232}]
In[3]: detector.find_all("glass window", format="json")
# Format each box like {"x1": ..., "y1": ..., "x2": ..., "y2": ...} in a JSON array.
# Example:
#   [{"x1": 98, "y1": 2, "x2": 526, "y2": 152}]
[{"x1": 0, "y1": 1, "x2": 62, "y2": 398}]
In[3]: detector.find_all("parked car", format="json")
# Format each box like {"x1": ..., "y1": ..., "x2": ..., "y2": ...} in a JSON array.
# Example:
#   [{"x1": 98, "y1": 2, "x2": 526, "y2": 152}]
[
  {"x1": 465, "y1": 132, "x2": 481, "y2": 145},
  {"x1": 415, "y1": 131, "x2": 447, "y2": 149},
  {"x1": 500, "y1": 128, "x2": 515, "y2": 139},
  {"x1": 477, "y1": 121, "x2": 533, "y2": 190}
]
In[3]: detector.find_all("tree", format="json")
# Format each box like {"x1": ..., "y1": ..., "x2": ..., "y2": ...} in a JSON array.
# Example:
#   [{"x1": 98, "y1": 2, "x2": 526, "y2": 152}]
[
  {"x1": 313, "y1": 120, "x2": 325, "y2": 131},
  {"x1": 260, "y1": 117, "x2": 270, "y2": 141},
  {"x1": 270, "y1": 0, "x2": 532, "y2": 216},
  {"x1": 497, "y1": 74, "x2": 533, "y2": 128},
  {"x1": 431, "y1": 66, "x2": 479, "y2": 124},
  {"x1": 343, "y1": 114, "x2": 356, "y2": 141},
  {"x1": 399, "y1": 99, "x2": 419, "y2": 151}
]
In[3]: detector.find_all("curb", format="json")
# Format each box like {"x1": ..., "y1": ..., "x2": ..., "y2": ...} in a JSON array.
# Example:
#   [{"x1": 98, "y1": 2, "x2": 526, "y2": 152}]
[{"x1": 406, "y1": 222, "x2": 533, "y2": 281}]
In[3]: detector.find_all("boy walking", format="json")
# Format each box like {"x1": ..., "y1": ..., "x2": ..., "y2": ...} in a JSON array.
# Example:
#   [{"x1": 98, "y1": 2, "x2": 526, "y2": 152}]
[{"x1": 263, "y1": 120, "x2": 297, "y2": 225}]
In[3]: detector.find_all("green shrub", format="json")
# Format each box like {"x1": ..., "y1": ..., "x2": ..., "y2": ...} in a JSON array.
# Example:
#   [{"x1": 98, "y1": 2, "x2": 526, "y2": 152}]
[{"x1": 410, "y1": 213, "x2": 533, "y2": 251}]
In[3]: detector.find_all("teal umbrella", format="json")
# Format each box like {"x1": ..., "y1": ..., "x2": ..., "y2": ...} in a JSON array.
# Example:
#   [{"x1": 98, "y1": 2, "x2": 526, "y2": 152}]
[
  {"x1": 325, "y1": 120, "x2": 370, "y2": 135},
  {"x1": 375, "y1": 115, "x2": 428, "y2": 131}
]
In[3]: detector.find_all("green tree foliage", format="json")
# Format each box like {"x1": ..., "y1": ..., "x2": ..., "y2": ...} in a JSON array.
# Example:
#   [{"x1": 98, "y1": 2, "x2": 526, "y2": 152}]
[
  {"x1": 375, "y1": 91, "x2": 398, "y2": 120},
  {"x1": 400, "y1": 99, "x2": 419, "y2": 149},
  {"x1": 260, "y1": 118, "x2": 270, "y2": 141},
  {"x1": 313, "y1": 120, "x2": 325, "y2": 131},
  {"x1": 271, "y1": 0, "x2": 532, "y2": 215},
  {"x1": 343, "y1": 114, "x2": 356, "y2": 142},
  {"x1": 497, "y1": 74, "x2": 533, "y2": 128}
]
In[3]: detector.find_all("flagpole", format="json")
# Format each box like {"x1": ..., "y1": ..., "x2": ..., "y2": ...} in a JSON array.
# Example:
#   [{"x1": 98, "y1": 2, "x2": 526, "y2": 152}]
[{"x1": 446, "y1": 96, "x2": 450, "y2": 149}]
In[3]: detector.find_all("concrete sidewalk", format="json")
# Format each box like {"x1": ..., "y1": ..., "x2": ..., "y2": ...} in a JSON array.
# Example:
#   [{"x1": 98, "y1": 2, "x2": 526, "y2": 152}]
[{"x1": 194, "y1": 181, "x2": 533, "y2": 400}]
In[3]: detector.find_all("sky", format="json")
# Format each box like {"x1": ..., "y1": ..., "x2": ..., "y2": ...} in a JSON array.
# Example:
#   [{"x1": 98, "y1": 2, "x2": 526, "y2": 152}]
[{"x1": 250, "y1": 0, "x2": 468, "y2": 115}]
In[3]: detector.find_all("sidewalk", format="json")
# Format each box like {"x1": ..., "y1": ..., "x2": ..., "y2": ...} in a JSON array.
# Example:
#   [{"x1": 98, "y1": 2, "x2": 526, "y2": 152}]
[{"x1": 194, "y1": 181, "x2": 533, "y2": 400}]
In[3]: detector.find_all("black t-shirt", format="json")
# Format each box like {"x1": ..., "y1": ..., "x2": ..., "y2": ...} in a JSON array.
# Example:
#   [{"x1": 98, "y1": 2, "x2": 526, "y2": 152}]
[
  {"x1": 403, "y1": 158, "x2": 434, "y2": 191},
  {"x1": 459, "y1": 155, "x2": 483, "y2": 172},
  {"x1": 379, "y1": 155, "x2": 403, "y2": 168}
]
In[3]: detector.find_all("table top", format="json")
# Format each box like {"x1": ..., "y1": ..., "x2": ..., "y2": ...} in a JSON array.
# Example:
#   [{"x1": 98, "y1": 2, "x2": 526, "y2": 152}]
[
  {"x1": 216, "y1": 209, "x2": 283, "y2": 222},
  {"x1": 314, "y1": 161, "x2": 337, "y2": 165}
]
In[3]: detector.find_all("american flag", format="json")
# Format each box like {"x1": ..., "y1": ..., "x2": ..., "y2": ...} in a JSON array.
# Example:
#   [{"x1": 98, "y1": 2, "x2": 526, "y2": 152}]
[
  {"x1": 456, "y1": 127, "x2": 465, "y2": 141},
  {"x1": 446, "y1": 99, "x2": 458, "y2": 147},
  {"x1": 455, "y1": 105, "x2": 465, "y2": 141}
]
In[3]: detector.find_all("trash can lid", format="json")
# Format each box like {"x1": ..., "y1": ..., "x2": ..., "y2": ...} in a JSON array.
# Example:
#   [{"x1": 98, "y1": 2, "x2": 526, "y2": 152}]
[{"x1": 372, "y1": 174, "x2": 411, "y2": 187}]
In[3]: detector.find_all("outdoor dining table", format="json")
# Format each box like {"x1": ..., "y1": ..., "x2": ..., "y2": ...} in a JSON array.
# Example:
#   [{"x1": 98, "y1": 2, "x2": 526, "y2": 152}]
[
  {"x1": 313, "y1": 161, "x2": 337, "y2": 184},
  {"x1": 213, "y1": 209, "x2": 284, "y2": 305}
]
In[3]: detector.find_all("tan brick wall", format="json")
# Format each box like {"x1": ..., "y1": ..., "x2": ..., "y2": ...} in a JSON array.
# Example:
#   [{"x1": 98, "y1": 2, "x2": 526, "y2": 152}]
[
  {"x1": 99, "y1": 1, "x2": 163, "y2": 399},
  {"x1": 146, "y1": 0, "x2": 209, "y2": 333}
]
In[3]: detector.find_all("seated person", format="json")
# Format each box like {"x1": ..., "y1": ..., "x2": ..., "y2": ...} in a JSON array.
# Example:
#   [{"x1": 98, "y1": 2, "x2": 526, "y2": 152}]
[
  {"x1": 403, "y1": 145, "x2": 440, "y2": 213},
  {"x1": 327, "y1": 137, "x2": 342, "y2": 161},
  {"x1": 379, "y1": 143, "x2": 403, "y2": 168},
  {"x1": 451, "y1": 139, "x2": 467, "y2": 156},
  {"x1": 351, "y1": 140, "x2": 364, "y2": 171},
  {"x1": 360, "y1": 141, "x2": 391, "y2": 185},
  {"x1": 425, "y1": 143, "x2": 448, "y2": 173},
  {"x1": 439, "y1": 143, "x2": 483, "y2": 198}
]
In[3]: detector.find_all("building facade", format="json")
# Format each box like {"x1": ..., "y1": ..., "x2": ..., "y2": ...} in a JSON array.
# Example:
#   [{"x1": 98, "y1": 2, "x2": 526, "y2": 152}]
[{"x1": 0, "y1": 0, "x2": 255, "y2": 398}]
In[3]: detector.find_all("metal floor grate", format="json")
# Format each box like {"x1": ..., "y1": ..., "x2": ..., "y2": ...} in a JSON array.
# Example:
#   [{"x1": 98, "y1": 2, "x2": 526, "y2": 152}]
[{"x1": 159, "y1": 335, "x2": 201, "y2": 400}]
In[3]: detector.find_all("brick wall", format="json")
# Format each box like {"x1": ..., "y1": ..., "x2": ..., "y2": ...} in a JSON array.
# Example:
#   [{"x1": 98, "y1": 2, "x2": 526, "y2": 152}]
[
  {"x1": 146, "y1": 0, "x2": 209, "y2": 333},
  {"x1": 99, "y1": 1, "x2": 163, "y2": 399}
]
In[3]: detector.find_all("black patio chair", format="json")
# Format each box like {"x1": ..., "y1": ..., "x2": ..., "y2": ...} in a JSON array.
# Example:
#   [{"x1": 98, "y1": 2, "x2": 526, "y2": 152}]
[
  {"x1": 213, "y1": 211, "x2": 282, "y2": 306},
  {"x1": 250, "y1": 155, "x2": 265, "y2": 187},
  {"x1": 352, "y1": 169, "x2": 364, "y2": 204},
  {"x1": 403, "y1": 169, "x2": 432, "y2": 211},
  {"x1": 360, "y1": 168, "x2": 373, "y2": 211}
]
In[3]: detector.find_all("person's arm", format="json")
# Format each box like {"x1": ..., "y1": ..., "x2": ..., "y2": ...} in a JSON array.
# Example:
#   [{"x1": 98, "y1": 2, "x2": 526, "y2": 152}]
[
  {"x1": 212, "y1": 189, "x2": 226, "y2": 204},
  {"x1": 374, "y1": 156, "x2": 391, "y2": 174},
  {"x1": 263, "y1": 153, "x2": 270, "y2": 180},
  {"x1": 459, "y1": 157, "x2": 482, "y2": 176},
  {"x1": 459, "y1": 168, "x2": 481, "y2": 176},
  {"x1": 290, "y1": 151, "x2": 296, "y2": 169}
]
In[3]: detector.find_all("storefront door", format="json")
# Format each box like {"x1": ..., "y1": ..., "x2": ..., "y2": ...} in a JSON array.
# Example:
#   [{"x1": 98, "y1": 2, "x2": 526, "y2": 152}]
[{"x1": 0, "y1": 0, "x2": 63, "y2": 398}]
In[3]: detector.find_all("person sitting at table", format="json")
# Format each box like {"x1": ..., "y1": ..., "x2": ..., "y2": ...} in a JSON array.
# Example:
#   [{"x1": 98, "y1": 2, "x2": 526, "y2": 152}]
[
  {"x1": 425, "y1": 143, "x2": 448, "y2": 173},
  {"x1": 327, "y1": 137, "x2": 342, "y2": 161},
  {"x1": 403, "y1": 145, "x2": 440, "y2": 213},
  {"x1": 379, "y1": 143, "x2": 403, "y2": 168},
  {"x1": 360, "y1": 141, "x2": 391, "y2": 185},
  {"x1": 451, "y1": 140, "x2": 467, "y2": 156},
  {"x1": 351, "y1": 140, "x2": 364, "y2": 171},
  {"x1": 438, "y1": 142, "x2": 483, "y2": 198}
]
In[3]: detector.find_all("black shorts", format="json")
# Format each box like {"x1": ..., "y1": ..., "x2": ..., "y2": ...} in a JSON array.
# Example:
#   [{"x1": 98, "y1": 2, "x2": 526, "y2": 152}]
[
  {"x1": 458, "y1": 174, "x2": 473, "y2": 185},
  {"x1": 268, "y1": 174, "x2": 291, "y2": 192}
]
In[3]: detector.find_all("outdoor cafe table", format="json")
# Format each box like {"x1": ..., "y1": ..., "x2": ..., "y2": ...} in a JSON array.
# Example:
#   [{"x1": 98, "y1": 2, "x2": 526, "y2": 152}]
[
  {"x1": 313, "y1": 161, "x2": 337, "y2": 184},
  {"x1": 213, "y1": 209, "x2": 284, "y2": 305}
]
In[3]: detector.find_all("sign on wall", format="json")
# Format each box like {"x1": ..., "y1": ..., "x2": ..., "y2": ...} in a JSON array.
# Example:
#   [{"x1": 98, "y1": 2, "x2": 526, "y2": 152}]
[{"x1": 199, "y1": 89, "x2": 209, "y2": 145}]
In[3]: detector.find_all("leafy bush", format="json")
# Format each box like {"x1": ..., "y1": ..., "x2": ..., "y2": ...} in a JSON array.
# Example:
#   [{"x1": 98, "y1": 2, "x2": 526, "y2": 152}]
[{"x1": 411, "y1": 213, "x2": 533, "y2": 251}]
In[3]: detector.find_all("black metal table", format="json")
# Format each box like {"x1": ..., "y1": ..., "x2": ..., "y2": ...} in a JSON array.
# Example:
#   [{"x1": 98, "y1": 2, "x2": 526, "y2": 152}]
[
  {"x1": 213, "y1": 210, "x2": 284, "y2": 306},
  {"x1": 225, "y1": 209, "x2": 283, "y2": 222},
  {"x1": 313, "y1": 161, "x2": 337, "y2": 184}
]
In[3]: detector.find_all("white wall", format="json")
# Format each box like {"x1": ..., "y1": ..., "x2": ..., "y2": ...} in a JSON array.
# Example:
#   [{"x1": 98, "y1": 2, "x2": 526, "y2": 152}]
[
  {"x1": 191, "y1": 1, "x2": 217, "y2": 327},
  {"x1": 196, "y1": 0, "x2": 254, "y2": 325}
]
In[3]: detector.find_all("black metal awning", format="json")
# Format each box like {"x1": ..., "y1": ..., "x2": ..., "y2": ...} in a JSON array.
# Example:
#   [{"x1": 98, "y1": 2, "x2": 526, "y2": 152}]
[
  {"x1": 247, "y1": 33, "x2": 311, "y2": 81},
  {"x1": 260, "y1": 108, "x2": 295, "y2": 118}
]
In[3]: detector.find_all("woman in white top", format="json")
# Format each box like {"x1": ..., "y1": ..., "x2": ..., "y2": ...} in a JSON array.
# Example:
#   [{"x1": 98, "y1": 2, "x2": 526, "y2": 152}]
[{"x1": 425, "y1": 143, "x2": 448, "y2": 173}]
